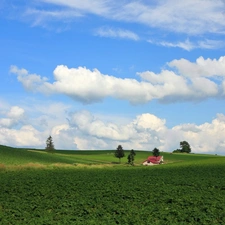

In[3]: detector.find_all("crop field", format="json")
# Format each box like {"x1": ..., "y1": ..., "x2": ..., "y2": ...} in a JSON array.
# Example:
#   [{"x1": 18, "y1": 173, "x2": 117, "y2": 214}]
[{"x1": 1, "y1": 145, "x2": 225, "y2": 224}]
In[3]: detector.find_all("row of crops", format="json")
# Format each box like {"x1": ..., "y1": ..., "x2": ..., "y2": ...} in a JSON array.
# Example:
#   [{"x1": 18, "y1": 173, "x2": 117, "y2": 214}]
[{"x1": 1, "y1": 157, "x2": 225, "y2": 224}]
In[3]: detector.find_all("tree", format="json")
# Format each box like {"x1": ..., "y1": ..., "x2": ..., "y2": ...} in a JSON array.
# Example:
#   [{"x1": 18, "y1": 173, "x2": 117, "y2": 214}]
[
  {"x1": 115, "y1": 145, "x2": 125, "y2": 163},
  {"x1": 152, "y1": 147, "x2": 160, "y2": 157},
  {"x1": 45, "y1": 135, "x2": 55, "y2": 152},
  {"x1": 127, "y1": 149, "x2": 136, "y2": 165},
  {"x1": 180, "y1": 141, "x2": 191, "y2": 153},
  {"x1": 173, "y1": 149, "x2": 182, "y2": 153}
]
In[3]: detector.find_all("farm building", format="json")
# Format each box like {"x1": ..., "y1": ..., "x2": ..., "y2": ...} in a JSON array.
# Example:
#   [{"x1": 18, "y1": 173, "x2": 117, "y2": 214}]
[{"x1": 143, "y1": 156, "x2": 163, "y2": 166}]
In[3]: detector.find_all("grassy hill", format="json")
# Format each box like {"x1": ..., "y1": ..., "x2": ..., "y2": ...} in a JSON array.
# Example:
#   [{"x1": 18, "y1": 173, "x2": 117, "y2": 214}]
[{"x1": 0, "y1": 144, "x2": 223, "y2": 169}]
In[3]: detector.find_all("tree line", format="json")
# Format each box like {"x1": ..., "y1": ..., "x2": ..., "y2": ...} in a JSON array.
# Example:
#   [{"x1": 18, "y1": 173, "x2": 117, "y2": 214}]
[{"x1": 114, "y1": 140, "x2": 191, "y2": 165}]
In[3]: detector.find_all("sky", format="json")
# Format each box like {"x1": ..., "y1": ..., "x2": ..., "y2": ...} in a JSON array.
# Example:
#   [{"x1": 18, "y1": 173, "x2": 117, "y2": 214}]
[{"x1": 1, "y1": 0, "x2": 225, "y2": 154}]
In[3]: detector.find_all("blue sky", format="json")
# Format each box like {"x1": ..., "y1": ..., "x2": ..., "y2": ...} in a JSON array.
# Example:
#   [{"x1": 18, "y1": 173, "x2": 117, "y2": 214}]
[{"x1": 1, "y1": 0, "x2": 225, "y2": 154}]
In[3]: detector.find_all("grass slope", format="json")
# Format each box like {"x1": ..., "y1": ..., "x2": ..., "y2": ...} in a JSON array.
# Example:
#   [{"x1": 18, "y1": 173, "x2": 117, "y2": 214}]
[{"x1": 0, "y1": 145, "x2": 223, "y2": 169}]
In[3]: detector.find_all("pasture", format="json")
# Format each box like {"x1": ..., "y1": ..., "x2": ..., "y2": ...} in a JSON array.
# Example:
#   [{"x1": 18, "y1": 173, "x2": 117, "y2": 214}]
[{"x1": 0, "y1": 145, "x2": 225, "y2": 224}]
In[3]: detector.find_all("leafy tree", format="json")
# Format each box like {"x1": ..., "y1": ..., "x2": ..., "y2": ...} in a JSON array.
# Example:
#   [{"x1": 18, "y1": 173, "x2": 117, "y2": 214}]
[
  {"x1": 115, "y1": 145, "x2": 125, "y2": 163},
  {"x1": 152, "y1": 147, "x2": 160, "y2": 157},
  {"x1": 127, "y1": 149, "x2": 136, "y2": 165},
  {"x1": 46, "y1": 135, "x2": 55, "y2": 152},
  {"x1": 180, "y1": 141, "x2": 191, "y2": 153},
  {"x1": 173, "y1": 149, "x2": 182, "y2": 153}
]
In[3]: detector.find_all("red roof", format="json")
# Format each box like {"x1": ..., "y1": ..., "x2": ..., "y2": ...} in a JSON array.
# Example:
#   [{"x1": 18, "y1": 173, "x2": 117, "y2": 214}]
[{"x1": 147, "y1": 156, "x2": 162, "y2": 164}]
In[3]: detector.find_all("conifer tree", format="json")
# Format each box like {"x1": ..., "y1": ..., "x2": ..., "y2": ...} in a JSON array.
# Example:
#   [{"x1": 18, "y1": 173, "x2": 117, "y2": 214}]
[
  {"x1": 46, "y1": 135, "x2": 55, "y2": 152},
  {"x1": 127, "y1": 149, "x2": 136, "y2": 165},
  {"x1": 115, "y1": 145, "x2": 125, "y2": 163},
  {"x1": 152, "y1": 147, "x2": 160, "y2": 157}
]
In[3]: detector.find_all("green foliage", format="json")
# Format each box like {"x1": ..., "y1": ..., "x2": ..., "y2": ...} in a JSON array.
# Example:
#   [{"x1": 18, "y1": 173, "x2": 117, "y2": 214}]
[
  {"x1": 114, "y1": 145, "x2": 125, "y2": 163},
  {"x1": 45, "y1": 136, "x2": 55, "y2": 152},
  {"x1": 173, "y1": 149, "x2": 182, "y2": 153},
  {"x1": 173, "y1": 141, "x2": 191, "y2": 153},
  {"x1": 127, "y1": 149, "x2": 136, "y2": 165},
  {"x1": 152, "y1": 147, "x2": 160, "y2": 157},
  {"x1": 1, "y1": 160, "x2": 225, "y2": 224},
  {"x1": 1, "y1": 144, "x2": 225, "y2": 223},
  {"x1": 180, "y1": 141, "x2": 191, "y2": 153}
]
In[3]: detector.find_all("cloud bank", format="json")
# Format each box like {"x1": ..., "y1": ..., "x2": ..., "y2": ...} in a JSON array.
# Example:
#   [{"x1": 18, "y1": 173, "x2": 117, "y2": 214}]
[
  {"x1": 10, "y1": 56, "x2": 225, "y2": 104},
  {"x1": 1, "y1": 104, "x2": 225, "y2": 154}
]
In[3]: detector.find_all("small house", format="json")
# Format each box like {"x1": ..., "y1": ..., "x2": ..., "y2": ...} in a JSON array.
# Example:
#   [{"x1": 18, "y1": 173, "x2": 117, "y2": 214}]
[{"x1": 143, "y1": 156, "x2": 163, "y2": 166}]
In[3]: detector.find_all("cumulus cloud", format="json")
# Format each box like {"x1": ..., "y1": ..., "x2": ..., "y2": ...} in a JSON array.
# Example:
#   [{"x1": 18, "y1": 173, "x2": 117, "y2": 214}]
[
  {"x1": 0, "y1": 125, "x2": 43, "y2": 147},
  {"x1": 10, "y1": 65, "x2": 49, "y2": 92},
  {"x1": 0, "y1": 106, "x2": 25, "y2": 128},
  {"x1": 10, "y1": 65, "x2": 157, "y2": 104},
  {"x1": 172, "y1": 114, "x2": 225, "y2": 154},
  {"x1": 10, "y1": 55, "x2": 225, "y2": 104},
  {"x1": 1, "y1": 105, "x2": 225, "y2": 154},
  {"x1": 46, "y1": 110, "x2": 225, "y2": 154},
  {"x1": 66, "y1": 111, "x2": 167, "y2": 150},
  {"x1": 68, "y1": 110, "x2": 136, "y2": 141},
  {"x1": 0, "y1": 102, "x2": 73, "y2": 148},
  {"x1": 169, "y1": 56, "x2": 225, "y2": 78},
  {"x1": 0, "y1": 105, "x2": 46, "y2": 147}
]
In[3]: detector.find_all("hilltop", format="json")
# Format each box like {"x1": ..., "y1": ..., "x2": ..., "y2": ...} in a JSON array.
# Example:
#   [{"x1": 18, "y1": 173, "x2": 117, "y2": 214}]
[{"x1": 0, "y1": 144, "x2": 223, "y2": 170}]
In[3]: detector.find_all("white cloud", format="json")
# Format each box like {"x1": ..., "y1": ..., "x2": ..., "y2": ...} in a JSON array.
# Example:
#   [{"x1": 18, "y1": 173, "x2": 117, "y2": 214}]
[
  {"x1": 198, "y1": 39, "x2": 225, "y2": 49},
  {"x1": 148, "y1": 39, "x2": 225, "y2": 51},
  {"x1": 68, "y1": 110, "x2": 136, "y2": 141},
  {"x1": 0, "y1": 101, "x2": 73, "y2": 148},
  {"x1": 169, "y1": 56, "x2": 225, "y2": 78},
  {"x1": 43, "y1": 111, "x2": 225, "y2": 154},
  {"x1": 3, "y1": 0, "x2": 225, "y2": 49},
  {"x1": 11, "y1": 55, "x2": 225, "y2": 104},
  {"x1": 31, "y1": 0, "x2": 225, "y2": 35},
  {"x1": 0, "y1": 125, "x2": 43, "y2": 147},
  {"x1": 133, "y1": 114, "x2": 166, "y2": 131},
  {"x1": 118, "y1": 0, "x2": 225, "y2": 35},
  {"x1": 95, "y1": 27, "x2": 139, "y2": 40},
  {"x1": 1, "y1": 104, "x2": 225, "y2": 154},
  {"x1": 158, "y1": 39, "x2": 195, "y2": 51},
  {"x1": 172, "y1": 114, "x2": 225, "y2": 154},
  {"x1": 10, "y1": 65, "x2": 49, "y2": 92},
  {"x1": 66, "y1": 111, "x2": 167, "y2": 150},
  {"x1": 10, "y1": 65, "x2": 157, "y2": 104},
  {"x1": 0, "y1": 106, "x2": 25, "y2": 128},
  {"x1": 7, "y1": 106, "x2": 24, "y2": 119},
  {"x1": 5, "y1": 0, "x2": 225, "y2": 38}
]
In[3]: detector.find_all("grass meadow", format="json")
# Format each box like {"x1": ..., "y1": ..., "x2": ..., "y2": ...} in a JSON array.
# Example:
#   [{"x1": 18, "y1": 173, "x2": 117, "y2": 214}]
[{"x1": 1, "y1": 145, "x2": 225, "y2": 224}]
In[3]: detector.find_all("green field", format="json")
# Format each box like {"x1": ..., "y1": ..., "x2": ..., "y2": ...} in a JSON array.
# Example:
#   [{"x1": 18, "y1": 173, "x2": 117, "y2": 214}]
[{"x1": 1, "y1": 145, "x2": 225, "y2": 224}]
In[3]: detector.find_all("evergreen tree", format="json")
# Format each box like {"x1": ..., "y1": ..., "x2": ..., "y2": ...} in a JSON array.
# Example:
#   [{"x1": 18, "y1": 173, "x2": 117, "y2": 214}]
[
  {"x1": 127, "y1": 149, "x2": 136, "y2": 165},
  {"x1": 152, "y1": 147, "x2": 160, "y2": 157},
  {"x1": 115, "y1": 145, "x2": 125, "y2": 163},
  {"x1": 45, "y1": 135, "x2": 55, "y2": 152}
]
